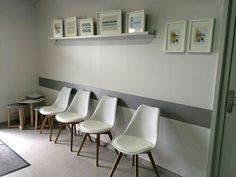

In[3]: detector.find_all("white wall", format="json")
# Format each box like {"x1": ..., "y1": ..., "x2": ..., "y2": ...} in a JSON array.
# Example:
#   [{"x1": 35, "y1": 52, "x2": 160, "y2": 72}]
[
  {"x1": 37, "y1": 0, "x2": 224, "y2": 109},
  {"x1": 0, "y1": 0, "x2": 39, "y2": 122},
  {"x1": 36, "y1": 0, "x2": 225, "y2": 176}
]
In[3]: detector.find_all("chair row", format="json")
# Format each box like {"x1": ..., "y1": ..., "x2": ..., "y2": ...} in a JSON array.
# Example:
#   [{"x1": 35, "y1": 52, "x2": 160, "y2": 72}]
[{"x1": 39, "y1": 87, "x2": 160, "y2": 177}]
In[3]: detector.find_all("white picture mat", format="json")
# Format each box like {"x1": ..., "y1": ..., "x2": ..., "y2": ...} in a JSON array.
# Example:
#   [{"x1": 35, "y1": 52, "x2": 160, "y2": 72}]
[
  {"x1": 188, "y1": 18, "x2": 214, "y2": 53},
  {"x1": 126, "y1": 10, "x2": 145, "y2": 33},
  {"x1": 64, "y1": 16, "x2": 77, "y2": 37},
  {"x1": 164, "y1": 21, "x2": 187, "y2": 53},
  {"x1": 78, "y1": 18, "x2": 94, "y2": 36},
  {"x1": 97, "y1": 10, "x2": 122, "y2": 35},
  {"x1": 53, "y1": 19, "x2": 63, "y2": 37}
]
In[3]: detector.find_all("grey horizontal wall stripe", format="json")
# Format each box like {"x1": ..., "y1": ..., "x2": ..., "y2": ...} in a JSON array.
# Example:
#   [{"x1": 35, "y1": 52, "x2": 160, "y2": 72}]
[{"x1": 39, "y1": 77, "x2": 212, "y2": 128}]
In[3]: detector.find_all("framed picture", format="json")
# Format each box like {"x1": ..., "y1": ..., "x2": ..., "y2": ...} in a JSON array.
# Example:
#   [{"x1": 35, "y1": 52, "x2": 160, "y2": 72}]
[
  {"x1": 126, "y1": 10, "x2": 145, "y2": 33},
  {"x1": 53, "y1": 19, "x2": 63, "y2": 38},
  {"x1": 78, "y1": 18, "x2": 94, "y2": 36},
  {"x1": 64, "y1": 16, "x2": 77, "y2": 37},
  {"x1": 96, "y1": 10, "x2": 122, "y2": 35},
  {"x1": 164, "y1": 21, "x2": 187, "y2": 53},
  {"x1": 188, "y1": 18, "x2": 215, "y2": 53}
]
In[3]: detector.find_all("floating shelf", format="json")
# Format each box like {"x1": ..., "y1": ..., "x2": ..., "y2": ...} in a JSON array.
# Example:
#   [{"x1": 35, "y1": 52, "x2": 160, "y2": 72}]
[{"x1": 48, "y1": 31, "x2": 156, "y2": 41}]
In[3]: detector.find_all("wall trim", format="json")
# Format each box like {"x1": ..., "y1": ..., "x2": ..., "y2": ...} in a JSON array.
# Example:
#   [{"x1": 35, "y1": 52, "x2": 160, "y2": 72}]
[{"x1": 39, "y1": 77, "x2": 212, "y2": 128}]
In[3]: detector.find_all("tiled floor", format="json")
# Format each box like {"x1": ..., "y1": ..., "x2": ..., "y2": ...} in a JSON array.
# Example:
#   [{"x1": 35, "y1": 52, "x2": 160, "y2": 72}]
[{"x1": 0, "y1": 126, "x2": 167, "y2": 177}]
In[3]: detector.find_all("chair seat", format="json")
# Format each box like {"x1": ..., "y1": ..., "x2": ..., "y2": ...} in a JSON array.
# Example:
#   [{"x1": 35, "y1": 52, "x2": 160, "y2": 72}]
[
  {"x1": 39, "y1": 106, "x2": 65, "y2": 115},
  {"x1": 79, "y1": 120, "x2": 112, "y2": 134},
  {"x1": 112, "y1": 135, "x2": 155, "y2": 155},
  {"x1": 56, "y1": 112, "x2": 85, "y2": 123}
]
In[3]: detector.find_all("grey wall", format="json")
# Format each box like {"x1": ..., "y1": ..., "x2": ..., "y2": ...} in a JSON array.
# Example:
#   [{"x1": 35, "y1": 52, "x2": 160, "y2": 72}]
[
  {"x1": 0, "y1": 0, "x2": 39, "y2": 122},
  {"x1": 36, "y1": 0, "x2": 225, "y2": 176},
  {"x1": 39, "y1": 77, "x2": 212, "y2": 128}
]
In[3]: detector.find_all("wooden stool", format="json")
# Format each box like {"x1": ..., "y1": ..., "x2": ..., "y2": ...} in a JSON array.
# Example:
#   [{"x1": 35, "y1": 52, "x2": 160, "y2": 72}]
[{"x1": 7, "y1": 103, "x2": 26, "y2": 130}]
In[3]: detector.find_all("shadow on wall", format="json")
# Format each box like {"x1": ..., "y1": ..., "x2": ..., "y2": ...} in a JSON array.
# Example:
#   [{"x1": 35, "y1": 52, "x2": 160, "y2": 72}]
[{"x1": 52, "y1": 38, "x2": 154, "y2": 46}]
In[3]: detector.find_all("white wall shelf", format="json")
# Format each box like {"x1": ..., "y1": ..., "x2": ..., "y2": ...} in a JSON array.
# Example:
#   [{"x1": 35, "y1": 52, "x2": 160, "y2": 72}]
[{"x1": 48, "y1": 31, "x2": 156, "y2": 41}]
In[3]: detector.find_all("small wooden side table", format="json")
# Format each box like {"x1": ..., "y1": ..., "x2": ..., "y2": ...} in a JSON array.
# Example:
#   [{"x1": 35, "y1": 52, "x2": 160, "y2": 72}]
[
  {"x1": 7, "y1": 103, "x2": 26, "y2": 130},
  {"x1": 16, "y1": 98, "x2": 45, "y2": 127}
]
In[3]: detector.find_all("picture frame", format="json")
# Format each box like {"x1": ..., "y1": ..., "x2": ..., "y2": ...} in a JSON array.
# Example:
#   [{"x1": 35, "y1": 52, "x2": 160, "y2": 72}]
[
  {"x1": 164, "y1": 21, "x2": 187, "y2": 53},
  {"x1": 126, "y1": 10, "x2": 145, "y2": 33},
  {"x1": 187, "y1": 18, "x2": 215, "y2": 53},
  {"x1": 64, "y1": 16, "x2": 77, "y2": 37},
  {"x1": 78, "y1": 18, "x2": 94, "y2": 36},
  {"x1": 96, "y1": 10, "x2": 122, "y2": 35},
  {"x1": 53, "y1": 19, "x2": 63, "y2": 38}
]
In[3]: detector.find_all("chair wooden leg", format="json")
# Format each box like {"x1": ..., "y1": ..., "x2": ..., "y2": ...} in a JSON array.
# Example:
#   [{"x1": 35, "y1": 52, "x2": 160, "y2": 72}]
[
  {"x1": 147, "y1": 152, "x2": 160, "y2": 177},
  {"x1": 77, "y1": 133, "x2": 88, "y2": 156},
  {"x1": 107, "y1": 131, "x2": 113, "y2": 140},
  {"x1": 55, "y1": 123, "x2": 64, "y2": 143},
  {"x1": 49, "y1": 116, "x2": 54, "y2": 141},
  {"x1": 96, "y1": 134, "x2": 100, "y2": 167},
  {"x1": 109, "y1": 152, "x2": 123, "y2": 177},
  {"x1": 46, "y1": 115, "x2": 51, "y2": 127},
  {"x1": 108, "y1": 131, "x2": 118, "y2": 154},
  {"x1": 132, "y1": 155, "x2": 135, "y2": 166},
  {"x1": 74, "y1": 124, "x2": 77, "y2": 136},
  {"x1": 40, "y1": 115, "x2": 48, "y2": 134},
  {"x1": 67, "y1": 124, "x2": 72, "y2": 133},
  {"x1": 88, "y1": 134, "x2": 93, "y2": 142},
  {"x1": 18, "y1": 107, "x2": 24, "y2": 130},
  {"x1": 70, "y1": 124, "x2": 74, "y2": 152},
  {"x1": 135, "y1": 155, "x2": 138, "y2": 177}
]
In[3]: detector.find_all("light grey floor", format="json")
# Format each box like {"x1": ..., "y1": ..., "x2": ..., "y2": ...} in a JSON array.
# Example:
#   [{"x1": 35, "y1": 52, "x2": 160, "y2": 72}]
[{"x1": 0, "y1": 127, "x2": 167, "y2": 177}]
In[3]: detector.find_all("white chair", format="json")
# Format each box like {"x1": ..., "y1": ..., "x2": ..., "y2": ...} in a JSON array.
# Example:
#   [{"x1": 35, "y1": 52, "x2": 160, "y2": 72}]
[
  {"x1": 39, "y1": 87, "x2": 72, "y2": 141},
  {"x1": 77, "y1": 96, "x2": 118, "y2": 166},
  {"x1": 109, "y1": 104, "x2": 160, "y2": 177},
  {"x1": 54, "y1": 90, "x2": 91, "y2": 152}
]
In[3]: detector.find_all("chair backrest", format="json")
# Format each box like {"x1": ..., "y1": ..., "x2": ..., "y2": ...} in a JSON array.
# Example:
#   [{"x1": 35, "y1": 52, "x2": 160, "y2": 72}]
[
  {"x1": 52, "y1": 87, "x2": 72, "y2": 109},
  {"x1": 67, "y1": 90, "x2": 91, "y2": 117},
  {"x1": 123, "y1": 104, "x2": 160, "y2": 146},
  {"x1": 90, "y1": 96, "x2": 117, "y2": 126}
]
